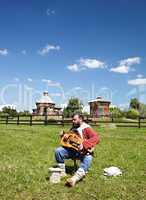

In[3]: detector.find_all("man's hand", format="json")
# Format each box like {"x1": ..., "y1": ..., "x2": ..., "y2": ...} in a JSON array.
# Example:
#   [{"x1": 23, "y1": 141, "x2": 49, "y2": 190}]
[
  {"x1": 59, "y1": 131, "x2": 69, "y2": 141},
  {"x1": 59, "y1": 130, "x2": 65, "y2": 137},
  {"x1": 79, "y1": 143, "x2": 83, "y2": 151},
  {"x1": 87, "y1": 147, "x2": 95, "y2": 153}
]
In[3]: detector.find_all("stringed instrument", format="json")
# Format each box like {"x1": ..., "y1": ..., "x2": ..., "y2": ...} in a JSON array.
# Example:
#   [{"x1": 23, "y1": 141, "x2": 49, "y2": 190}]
[{"x1": 60, "y1": 131, "x2": 83, "y2": 151}]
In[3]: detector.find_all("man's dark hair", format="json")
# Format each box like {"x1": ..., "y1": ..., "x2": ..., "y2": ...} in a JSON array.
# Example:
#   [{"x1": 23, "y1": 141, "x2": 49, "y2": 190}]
[{"x1": 72, "y1": 113, "x2": 84, "y2": 121}]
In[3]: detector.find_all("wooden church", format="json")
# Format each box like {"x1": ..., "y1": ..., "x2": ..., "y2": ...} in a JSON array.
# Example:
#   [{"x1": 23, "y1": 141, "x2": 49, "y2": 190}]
[{"x1": 88, "y1": 96, "x2": 111, "y2": 117}]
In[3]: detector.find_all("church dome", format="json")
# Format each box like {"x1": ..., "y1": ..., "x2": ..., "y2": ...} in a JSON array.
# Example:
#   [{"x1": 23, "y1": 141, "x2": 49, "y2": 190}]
[{"x1": 36, "y1": 91, "x2": 54, "y2": 104}]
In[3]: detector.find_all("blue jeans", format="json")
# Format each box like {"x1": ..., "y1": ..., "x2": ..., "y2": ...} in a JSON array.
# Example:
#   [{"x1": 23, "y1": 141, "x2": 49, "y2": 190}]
[{"x1": 55, "y1": 146, "x2": 93, "y2": 172}]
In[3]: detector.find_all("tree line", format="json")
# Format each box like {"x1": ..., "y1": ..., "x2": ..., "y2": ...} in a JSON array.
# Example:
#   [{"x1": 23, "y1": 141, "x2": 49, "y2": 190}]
[{"x1": 0, "y1": 97, "x2": 146, "y2": 119}]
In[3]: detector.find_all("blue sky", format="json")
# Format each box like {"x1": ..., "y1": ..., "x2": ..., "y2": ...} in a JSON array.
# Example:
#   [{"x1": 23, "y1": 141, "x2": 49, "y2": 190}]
[{"x1": 0, "y1": 0, "x2": 146, "y2": 111}]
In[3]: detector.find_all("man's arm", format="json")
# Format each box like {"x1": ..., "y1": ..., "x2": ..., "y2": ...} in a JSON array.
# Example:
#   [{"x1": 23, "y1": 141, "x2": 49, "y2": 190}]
[{"x1": 82, "y1": 127, "x2": 100, "y2": 150}]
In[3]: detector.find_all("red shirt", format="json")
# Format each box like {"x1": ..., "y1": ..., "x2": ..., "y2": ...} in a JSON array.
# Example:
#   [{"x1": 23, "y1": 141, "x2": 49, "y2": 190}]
[{"x1": 82, "y1": 127, "x2": 100, "y2": 150}]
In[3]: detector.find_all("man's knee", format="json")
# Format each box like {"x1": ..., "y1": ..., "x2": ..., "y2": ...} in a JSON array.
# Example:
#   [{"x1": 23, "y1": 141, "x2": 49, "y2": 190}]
[
  {"x1": 55, "y1": 147, "x2": 63, "y2": 156},
  {"x1": 83, "y1": 155, "x2": 93, "y2": 166},
  {"x1": 87, "y1": 155, "x2": 93, "y2": 162}
]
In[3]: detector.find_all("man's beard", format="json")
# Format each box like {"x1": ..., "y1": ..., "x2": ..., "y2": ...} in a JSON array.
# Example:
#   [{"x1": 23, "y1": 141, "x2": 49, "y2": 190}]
[{"x1": 72, "y1": 123, "x2": 80, "y2": 128}]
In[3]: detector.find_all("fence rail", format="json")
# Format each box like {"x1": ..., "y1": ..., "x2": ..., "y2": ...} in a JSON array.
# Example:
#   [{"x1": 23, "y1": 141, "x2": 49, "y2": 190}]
[{"x1": 0, "y1": 114, "x2": 146, "y2": 128}]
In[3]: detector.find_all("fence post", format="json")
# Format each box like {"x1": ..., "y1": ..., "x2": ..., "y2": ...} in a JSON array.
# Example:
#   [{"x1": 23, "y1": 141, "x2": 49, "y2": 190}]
[
  {"x1": 17, "y1": 115, "x2": 20, "y2": 125},
  {"x1": 44, "y1": 114, "x2": 48, "y2": 125},
  {"x1": 30, "y1": 115, "x2": 32, "y2": 126},
  {"x1": 86, "y1": 115, "x2": 89, "y2": 123},
  {"x1": 138, "y1": 116, "x2": 141, "y2": 128},
  {"x1": 111, "y1": 114, "x2": 114, "y2": 122},
  {"x1": 6, "y1": 116, "x2": 8, "y2": 125},
  {"x1": 62, "y1": 115, "x2": 64, "y2": 127}
]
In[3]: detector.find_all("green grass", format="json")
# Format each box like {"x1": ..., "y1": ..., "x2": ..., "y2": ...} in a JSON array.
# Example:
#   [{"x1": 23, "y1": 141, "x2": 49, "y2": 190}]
[{"x1": 0, "y1": 125, "x2": 146, "y2": 200}]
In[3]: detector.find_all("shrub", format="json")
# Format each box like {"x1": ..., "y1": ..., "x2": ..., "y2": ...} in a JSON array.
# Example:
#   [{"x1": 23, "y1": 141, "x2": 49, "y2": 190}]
[{"x1": 126, "y1": 109, "x2": 139, "y2": 119}]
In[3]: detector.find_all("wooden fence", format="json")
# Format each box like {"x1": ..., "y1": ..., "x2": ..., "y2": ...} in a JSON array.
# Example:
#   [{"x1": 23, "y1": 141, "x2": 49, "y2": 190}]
[{"x1": 0, "y1": 114, "x2": 146, "y2": 128}]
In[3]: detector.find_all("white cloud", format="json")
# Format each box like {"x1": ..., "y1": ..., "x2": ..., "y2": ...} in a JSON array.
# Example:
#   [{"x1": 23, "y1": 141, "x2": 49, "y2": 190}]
[
  {"x1": 110, "y1": 65, "x2": 130, "y2": 73},
  {"x1": 67, "y1": 58, "x2": 105, "y2": 72},
  {"x1": 110, "y1": 57, "x2": 141, "y2": 74},
  {"x1": 128, "y1": 78, "x2": 146, "y2": 85},
  {"x1": 38, "y1": 44, "x2": 60, "y2": 56},
  {"x1": 79, "y1": 58, "x2": 105, "y2": 69},
  {"x1": 120, "y1": 57, "x2": 141, "y2": 66},
  {"x1": 42, "y1": 79, "x2": 61, "y2": 87},
  {"x1": 0, "y1": 48, "x2": 8, "y2": 56},
  {"x1": 67, "y1": 64, "x2": 79, "y2": 72}
]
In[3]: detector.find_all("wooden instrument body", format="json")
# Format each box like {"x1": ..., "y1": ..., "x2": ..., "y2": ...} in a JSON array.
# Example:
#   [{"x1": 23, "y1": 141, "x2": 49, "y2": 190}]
[{"x1": 60, "y1": 131, "x2": 83, "y2": 151}]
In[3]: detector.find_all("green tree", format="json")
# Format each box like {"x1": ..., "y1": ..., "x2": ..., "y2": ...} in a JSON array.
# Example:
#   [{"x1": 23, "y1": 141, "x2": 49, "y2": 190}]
[
  {"x1": 110, "y1": 107, "x2": 123, "y2": 118},
  {"x1": 18, "y1": 110, "x2": 31, "y2": 116},
  {"x1": 2, "y1": 106, "x2": 18, "y2": 117},
  {"x1": 63, "y1": 97, "x2": 83, "y2": 117},
  {"x1": 139, "y1": 103, "x2": 146, "y2": 117},
  {"x1": 130, "y1": 98, "x2": 140, "y2": 110},
  {"x1": 126, "y1": 108, "x2": 139, "y2": 119}
]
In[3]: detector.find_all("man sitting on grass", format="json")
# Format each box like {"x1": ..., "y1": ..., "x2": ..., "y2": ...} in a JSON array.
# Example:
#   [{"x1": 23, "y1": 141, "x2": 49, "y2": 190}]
[{"x1": 54, "y1": 113, "x2": 100, "y2": 187}]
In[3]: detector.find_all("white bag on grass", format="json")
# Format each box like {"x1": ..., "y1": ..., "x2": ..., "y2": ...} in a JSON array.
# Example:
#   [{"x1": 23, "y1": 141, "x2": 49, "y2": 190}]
[{"x1": 104, "y1": 166, "x2": 122, "y2": 176}]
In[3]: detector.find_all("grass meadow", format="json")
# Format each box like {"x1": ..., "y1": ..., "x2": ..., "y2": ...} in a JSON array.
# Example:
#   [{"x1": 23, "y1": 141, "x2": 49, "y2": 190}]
[{"x1": 0, "y1": 124, "x2": 146, "y2": 200}]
